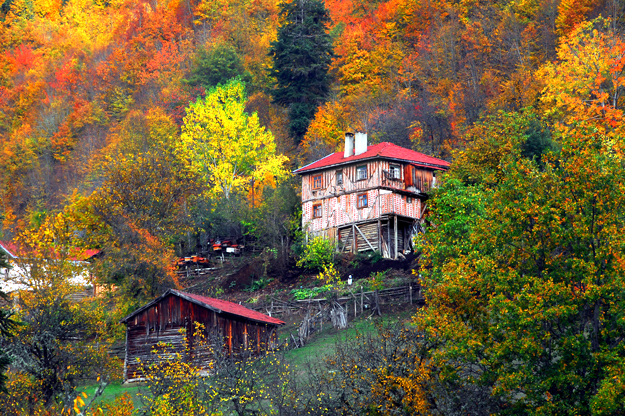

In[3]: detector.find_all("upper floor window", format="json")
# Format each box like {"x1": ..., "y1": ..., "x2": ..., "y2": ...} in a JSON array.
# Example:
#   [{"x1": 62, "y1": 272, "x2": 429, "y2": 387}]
[
  {"x1": 313, "y1": 174, "x2": 322, "y2": 189},
  {"x1": 313, "y1": 203, "x2": 322, "y2": 218},
  {"x1": 336, "y1": 170, "x2": 343, "y2": 185},
  {"x1": 356, "y1": 165, "x2": 367, "y2": 181},
  {"x1": 357, "y1": 193, "x2": 368, "y2": 209},
  {"x1": 389, "y1": 164, "x2": 401, "y2": 179}
]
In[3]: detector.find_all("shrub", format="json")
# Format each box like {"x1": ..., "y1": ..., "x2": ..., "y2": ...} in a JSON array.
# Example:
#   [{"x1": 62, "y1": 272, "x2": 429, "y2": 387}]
[
  {"x1": 370, "y1": 270, "x2": 387, "y2": 291},
  {"x1": 316, "y1": 263, "x2": 340, "y2": 285},
  {"x1": 296, "y1": 236, "x2": 335, "y2": 272}
]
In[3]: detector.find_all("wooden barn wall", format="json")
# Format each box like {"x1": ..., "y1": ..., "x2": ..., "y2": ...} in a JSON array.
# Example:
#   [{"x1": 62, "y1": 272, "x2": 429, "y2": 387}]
[{"x1": 125, "y1": 295, "x2": 278, "y2": 381}]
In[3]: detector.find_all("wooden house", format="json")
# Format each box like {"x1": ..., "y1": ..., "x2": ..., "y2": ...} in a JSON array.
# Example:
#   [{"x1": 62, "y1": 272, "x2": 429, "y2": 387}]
[
  {"x1": 294, "y1": 133, "x2": 450, "y2": 259},
  {"x1": 0, "y1": 240, "x2": 100, "y2": 298},
  {"x1": 120, "y1": 289, "x2": 285, "y2": 382}
]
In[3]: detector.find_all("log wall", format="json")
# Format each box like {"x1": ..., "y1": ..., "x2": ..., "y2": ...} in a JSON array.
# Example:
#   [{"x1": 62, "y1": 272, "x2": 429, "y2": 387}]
[{"x1": 124, "y1": 294, "x2": 278, "y2": 382}]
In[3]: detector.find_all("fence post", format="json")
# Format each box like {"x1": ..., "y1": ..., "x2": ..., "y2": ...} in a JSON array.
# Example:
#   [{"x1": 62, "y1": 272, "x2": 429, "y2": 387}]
[{"x1": 361, "y1": 287, "x2": 364, "y2": 313}]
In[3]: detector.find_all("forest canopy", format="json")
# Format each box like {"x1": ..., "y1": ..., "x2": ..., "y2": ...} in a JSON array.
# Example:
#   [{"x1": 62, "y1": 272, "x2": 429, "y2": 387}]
[{"x1": 1, "y1": 0, "x2": 625, "y2": 414}]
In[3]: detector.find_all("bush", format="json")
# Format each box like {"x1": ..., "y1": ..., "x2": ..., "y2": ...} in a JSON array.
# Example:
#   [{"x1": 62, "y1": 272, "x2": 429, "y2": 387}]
[
  {"x1": 296, "y1": 237, "x2": 335, "y2": 272},
  {"x1": 290, "y1": 285, "x2": 333, "y2": 300},
  {"x1": 316, "y1": 263, "x2": 340, "y2": 285}
]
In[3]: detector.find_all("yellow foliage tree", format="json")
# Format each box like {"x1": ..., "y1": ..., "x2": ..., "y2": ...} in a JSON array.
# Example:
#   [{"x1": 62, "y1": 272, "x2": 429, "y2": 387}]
[
  {"x1": 0, "y1": 213, "x2": 120, "y2": 414},
  {"x1": 180, "y1": 78, "x2": 288, "y2": 200},
  {"x1": 539, "y1": 19, "x2": 625, "y2": 153}
]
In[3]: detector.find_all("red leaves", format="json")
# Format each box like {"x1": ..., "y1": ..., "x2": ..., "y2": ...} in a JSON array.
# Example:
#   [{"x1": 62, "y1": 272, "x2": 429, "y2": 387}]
[{"x1": 10, "y1": 45, "x2": 37, "y2": 72}]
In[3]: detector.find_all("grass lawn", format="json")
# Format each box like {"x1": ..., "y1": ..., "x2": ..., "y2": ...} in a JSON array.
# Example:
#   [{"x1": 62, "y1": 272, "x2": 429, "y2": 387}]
[
  {"x1": 78, "y1": 381, "x2": 144, "y2": 410},
  {"x1": 283, "y1": 304, "x2": 418, "y2": 368}
]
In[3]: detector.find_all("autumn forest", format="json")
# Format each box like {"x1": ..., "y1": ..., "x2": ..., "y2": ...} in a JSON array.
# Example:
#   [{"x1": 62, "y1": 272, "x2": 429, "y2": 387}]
[{"x1": 1, "y1": 0, "x2": 625, "y2": 414}]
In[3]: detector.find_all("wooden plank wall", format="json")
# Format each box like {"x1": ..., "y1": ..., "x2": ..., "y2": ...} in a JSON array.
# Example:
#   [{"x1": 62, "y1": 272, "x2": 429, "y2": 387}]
[
  {"x1": 339, "y1": 219, "x2": 415, "y2": 257},
  {"x1": 125, "y1": 295, "x2": 279, "y2": 381},
  {"x1": 305, "y1": 191, "x2": 423, "y2": 234},
  {"x1": 301, "y1": 162, "x2": 381, "y2": 202},
  {"x1": 302, "y1": 161, "x2": 431, "y2": 232},
  {"x1": 302, "y1": 161, "x2": 436, "y2": 202}
]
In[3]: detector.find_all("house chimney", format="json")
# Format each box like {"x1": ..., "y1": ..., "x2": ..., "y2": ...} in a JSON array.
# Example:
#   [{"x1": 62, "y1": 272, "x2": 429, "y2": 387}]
[
  {"x1": 355, "y1": 132, "x2": 367, "y2": 155},
  {"x1": 344, "y1": 132, "x2": 355, "y2": 158}
]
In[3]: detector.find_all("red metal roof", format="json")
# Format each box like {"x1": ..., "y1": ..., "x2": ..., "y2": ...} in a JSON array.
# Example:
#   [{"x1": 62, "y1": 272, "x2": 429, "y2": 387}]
[
  {"x1": 173, "y1": 290, "x2": 285, "y2": 326},
  {"x1": 294, "y1": 142, "x2": 450, "y2": 174},
  {"x1": 0, "y1": 240, "x2": 19, "y2": 258},
  {"x1": 0, "y1": 240, "x2": 99, "y2": 261}
]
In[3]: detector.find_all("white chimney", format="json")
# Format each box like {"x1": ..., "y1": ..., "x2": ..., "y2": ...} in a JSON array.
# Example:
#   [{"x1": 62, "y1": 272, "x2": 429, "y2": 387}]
[
  {"x1": 344, "y1": 132, "x2": 355, "y2": 158},
  {"x1": 355, "y1": 132, "x2": 367, "y2": 155}
]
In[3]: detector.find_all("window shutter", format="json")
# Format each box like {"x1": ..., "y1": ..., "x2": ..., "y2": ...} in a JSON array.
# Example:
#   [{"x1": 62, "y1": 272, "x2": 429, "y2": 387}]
[{"x1": 404, "y1": 165, "x2": 414, "y2": 186}]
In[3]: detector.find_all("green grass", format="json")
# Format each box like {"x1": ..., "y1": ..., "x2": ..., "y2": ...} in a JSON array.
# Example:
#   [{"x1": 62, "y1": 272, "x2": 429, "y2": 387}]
[
  {"x1": 283, "y1": 305, "x2": 417, "y2": 368},
  {"x1": 78, "y1": 381, "x2": 143, "y2": 410}
]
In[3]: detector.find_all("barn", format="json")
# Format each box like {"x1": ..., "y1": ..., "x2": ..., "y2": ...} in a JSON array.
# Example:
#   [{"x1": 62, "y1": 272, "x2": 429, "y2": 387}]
[{"x1": 120, "y1": 289, "x2": 285, "y2": 382}]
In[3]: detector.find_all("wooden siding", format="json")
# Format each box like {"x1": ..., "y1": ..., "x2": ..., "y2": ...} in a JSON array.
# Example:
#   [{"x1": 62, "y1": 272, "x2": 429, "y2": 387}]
[
  {"x1": 124, "y1": 294, "x2": 278, "y2": 382},
  {"x1": 301, "y1": 160, "x2": 437, "y2": 202},
  {"x1": 303, "y1": 189, "x2": 424, "y2": 233}
]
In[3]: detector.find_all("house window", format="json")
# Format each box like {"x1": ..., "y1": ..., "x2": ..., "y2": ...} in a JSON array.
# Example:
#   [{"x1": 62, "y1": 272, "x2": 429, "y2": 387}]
[
  {"x1": 389, "y1": 164, "x2": 401, "y2": 179},
  {"x1": 313, "y1": 174, "x2": 322, "y2": 189},
  {"x1": 313, "y1": 204, "x2": 322, "y2": 218},
  {"x1": 357, "y1": 165, "x2": 367, "y2": 181},
  {"x1": 357, "y1": 193, "x2": 368, "y2": 209},
  {"x1": 336, "y1": 170, "x2": 343, "y2": 185}
]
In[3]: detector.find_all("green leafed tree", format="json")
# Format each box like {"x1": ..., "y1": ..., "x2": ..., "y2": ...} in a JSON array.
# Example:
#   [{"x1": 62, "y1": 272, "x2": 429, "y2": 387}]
[
  {"x1": 416, "y1": 112, "x2": 625, "y2": 414},
  {"x1": 180, "y1": 78, "x2": 288, "y2": 200},
  {"x1": 186, "y1": 42, "x2": 252, "y2": 91},
  {"x1": 269, "y1": 0, "x2": 333, "y2": 144}
]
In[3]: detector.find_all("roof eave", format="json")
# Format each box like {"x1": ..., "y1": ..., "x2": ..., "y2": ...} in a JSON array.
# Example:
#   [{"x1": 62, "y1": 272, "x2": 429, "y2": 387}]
[
  {"x1": 293, "y1": 152, "x2": 335, "y2": 174},
  {"x1": 120, "y1": 289, "x2": 284, "y2": 326},
  {"x1": 119, "y1": 289, "x2": 222, "y2": 324},
  {"x1": 219, "y1": 311, "x2": 285, "y2": 326},
  {"x1": 0, "y1": 243, "x2": 17, "y2": 259},
  {"x1": 295, "y1": 155, "x2": 450, "y2": 175}
]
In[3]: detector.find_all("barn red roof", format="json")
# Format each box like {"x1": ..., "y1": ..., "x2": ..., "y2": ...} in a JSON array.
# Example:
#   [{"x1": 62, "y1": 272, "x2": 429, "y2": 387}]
[
  {"x1": 0, "y1": 240, "x2": 19, "y2": 258},
  {"x1": 0, "y1": 240, "x2": 99, "y2": 261},
  {"x1": 294, "y1": 142, "x2": 450, "y2": 174},
  {"x1": 121, "y1": 289, "x2": 285, "y2": 326},
  {"x1": 178, "y1": 291, "x2": 285, "y2": 325}
]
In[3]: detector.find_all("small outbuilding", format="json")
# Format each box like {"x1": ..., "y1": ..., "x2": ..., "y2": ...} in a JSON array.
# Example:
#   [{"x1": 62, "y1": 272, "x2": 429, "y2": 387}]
[{"x1": 120, "y1": 289, "x2": 285, "y2": 382}]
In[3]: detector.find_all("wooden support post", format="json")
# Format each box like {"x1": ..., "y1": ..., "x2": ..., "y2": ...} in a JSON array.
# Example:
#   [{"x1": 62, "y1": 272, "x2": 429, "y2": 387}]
[
  {"x1": 123, "y1": 326, "x2": 129, "y2": 381},
  {"x1": 387, "y1": 219, "x2": 391, "y2": 259},
  {"x1": 377, "y1": 217, "x2": 382, "y2": 253},
  {"x1": 394, "y1": 215, "x2": 398, "y2": 260},
  {"x1": 227, "y1": 321, "x2": 232, "y2": 356},
  {"x1": 352, "y1": 224, "x2": 356, "y2": 253}
]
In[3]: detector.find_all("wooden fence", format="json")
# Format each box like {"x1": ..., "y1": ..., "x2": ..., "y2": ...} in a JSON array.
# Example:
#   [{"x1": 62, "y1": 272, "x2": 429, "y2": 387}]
[{"x1": 249, "y1": 284, "x2": 424, "y2": 320}]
